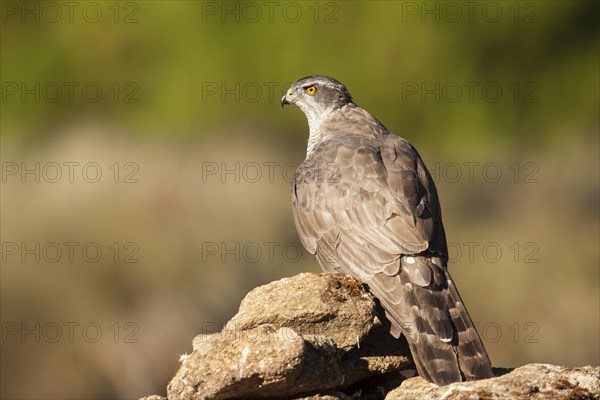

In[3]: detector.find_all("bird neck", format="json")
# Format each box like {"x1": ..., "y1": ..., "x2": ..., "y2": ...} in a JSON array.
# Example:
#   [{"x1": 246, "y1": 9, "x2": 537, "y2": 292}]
[
  {"x1": 305, "y1": 104, "x2": 385, "y2": 158},
  {"x1": 303, "y1": 105, "x2": 337, "y2": 158},
  {"x1": 306, "y1": 125, "x2": 322, "y2": 158}
]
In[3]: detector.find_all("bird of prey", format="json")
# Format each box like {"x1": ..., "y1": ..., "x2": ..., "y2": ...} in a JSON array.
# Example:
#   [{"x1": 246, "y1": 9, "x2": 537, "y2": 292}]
[{"x1": 281, "y1": 75, "x2": 493, "y2": 386}]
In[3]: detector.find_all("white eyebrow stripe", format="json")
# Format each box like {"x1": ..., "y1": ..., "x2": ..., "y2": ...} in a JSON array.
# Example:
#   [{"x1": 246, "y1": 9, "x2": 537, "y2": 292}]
[{"x1": 300, "y1": 80, "x2": 341, "y2": 91}]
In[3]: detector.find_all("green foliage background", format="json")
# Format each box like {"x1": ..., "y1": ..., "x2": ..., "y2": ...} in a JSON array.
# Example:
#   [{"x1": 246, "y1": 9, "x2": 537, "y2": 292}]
[{"x1": 1, "y1": 1, "x2": 598, "y2": 398}]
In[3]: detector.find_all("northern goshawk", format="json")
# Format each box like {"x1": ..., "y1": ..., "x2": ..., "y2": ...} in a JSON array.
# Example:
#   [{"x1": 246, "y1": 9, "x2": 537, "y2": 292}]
[{"x1": 281, "y1": 75, "x2": 493, "y2": 385}]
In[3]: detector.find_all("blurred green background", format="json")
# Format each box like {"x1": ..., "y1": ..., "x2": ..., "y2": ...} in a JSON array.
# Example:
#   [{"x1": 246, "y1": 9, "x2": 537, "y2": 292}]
[{"x1": 1, "y1": 1, "x2": 598, "y2": 398}]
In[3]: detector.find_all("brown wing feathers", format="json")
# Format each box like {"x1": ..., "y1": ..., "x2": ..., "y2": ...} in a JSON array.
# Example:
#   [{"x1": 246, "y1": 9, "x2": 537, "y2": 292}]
[{"x1": 291, "y1": 103, "x2": 493, "y2": 385}]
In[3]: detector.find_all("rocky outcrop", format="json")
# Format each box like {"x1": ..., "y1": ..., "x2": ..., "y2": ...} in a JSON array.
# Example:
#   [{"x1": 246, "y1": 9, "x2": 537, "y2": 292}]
[
  {"x1": 167, "y1": 273, "x2": 411, "y2": 400},
  {"x1": 385, "y1": 364, "x2": 599, "y2": 400},
  {"x1": 223, "y1": 272, "x2": 376, "y2": 351},
  {"x1": 141, "y1": 273, "x2": 599, "y2": 400}
]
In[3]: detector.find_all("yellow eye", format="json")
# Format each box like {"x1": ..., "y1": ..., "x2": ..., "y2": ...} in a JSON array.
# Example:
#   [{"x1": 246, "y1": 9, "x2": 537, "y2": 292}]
[{"x1": 305, "y1": 85, "x2": 317, "y2": 95}]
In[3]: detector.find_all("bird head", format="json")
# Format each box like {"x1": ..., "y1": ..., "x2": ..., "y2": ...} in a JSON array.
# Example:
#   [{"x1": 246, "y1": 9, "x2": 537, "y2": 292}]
[
  {"x1": 281, "y1": 76, "x2": 355, "y2": 154},
  {"x1": 281, "y1": 75, "x2": 353, "y2": 114}
]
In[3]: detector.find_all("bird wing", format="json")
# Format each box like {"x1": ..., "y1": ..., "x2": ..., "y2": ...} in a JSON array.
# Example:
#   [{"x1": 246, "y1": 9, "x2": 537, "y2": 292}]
[
  {"x1": 291, "y1": 114, "x2": 492, "y2": 384},
  {"x1": 291, "y1": 131, "x2": 440, "y2": 279}
]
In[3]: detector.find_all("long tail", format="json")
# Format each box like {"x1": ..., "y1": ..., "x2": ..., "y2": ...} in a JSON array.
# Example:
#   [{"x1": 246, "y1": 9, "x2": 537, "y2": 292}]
[{"x1": 370, "y1": 256, "x2": 494, "y2": 385}]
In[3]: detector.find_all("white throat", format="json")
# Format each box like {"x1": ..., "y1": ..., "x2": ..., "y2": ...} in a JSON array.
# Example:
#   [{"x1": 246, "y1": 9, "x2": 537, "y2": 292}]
[{"x1": 298, "y1": 103, "x2": 335, "y2": 158}]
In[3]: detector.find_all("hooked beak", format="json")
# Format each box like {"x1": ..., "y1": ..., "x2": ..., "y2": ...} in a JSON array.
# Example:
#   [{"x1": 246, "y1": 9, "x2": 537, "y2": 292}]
[{"x1": 281, "y1": 89, "x2": 294, "y2": 108}]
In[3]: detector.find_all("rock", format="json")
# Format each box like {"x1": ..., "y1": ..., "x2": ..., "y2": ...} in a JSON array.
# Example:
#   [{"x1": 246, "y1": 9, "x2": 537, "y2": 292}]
[
  {"x1": 384, "y1": 363, "x2": 600, "y2": 400},
  {"x1": 168, "y1": 325, "x2": 345, "y2": 399},
  {"x1": 167, "y1": 273, "x2": 412, "y2": 399},
  {"x1": 141, "y1": 273, "x2": 599, "y2": 400},
  {"x1": 170, "y1": 321, "x2": 411, "y2": 399},
  {"x1": 225, "y1": 273, "x2": 376, "y2": 351},
  {"x1": 293, "y1": 392, "x2": 352, "y2": 400},
  {"x1": 339, "y1": 318, "x2": 412, "y2": 384},
  {"x1": 139, "y1": 396, "x2": 167, "y2": 400}
]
